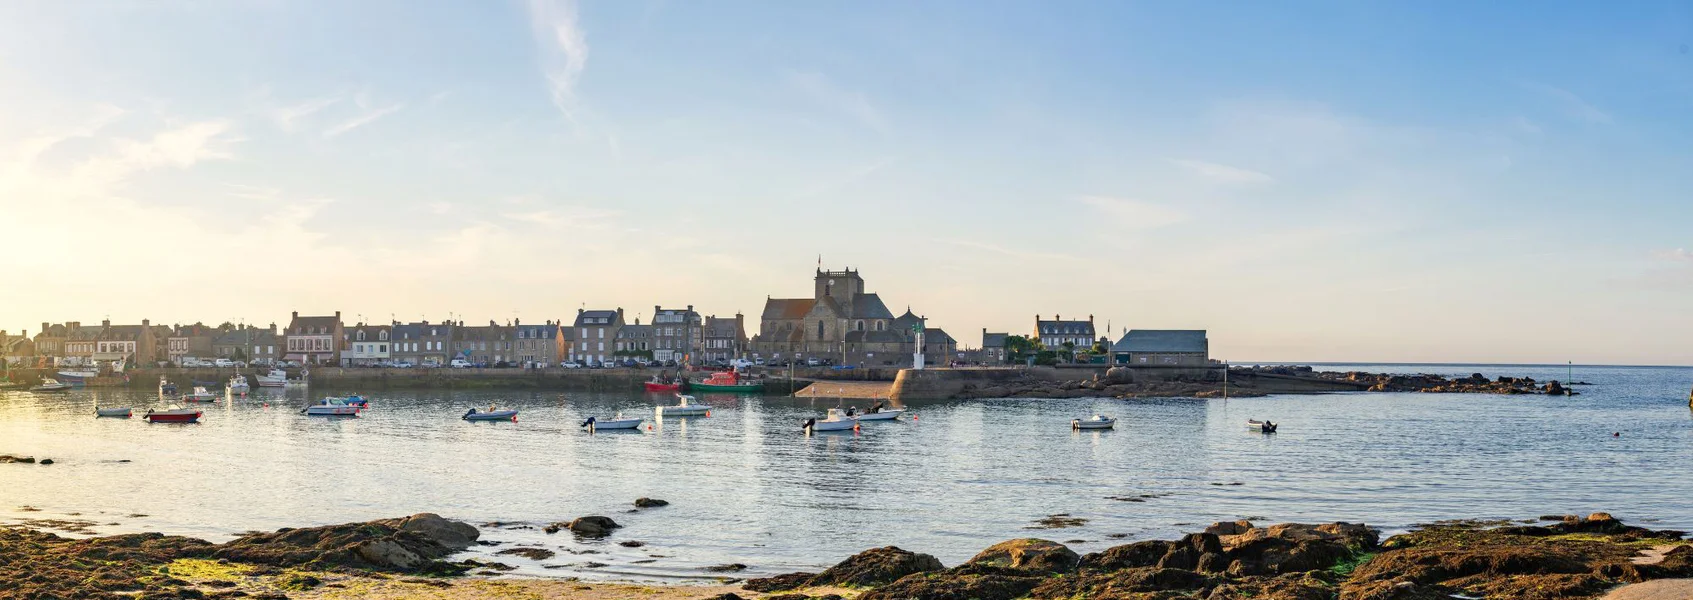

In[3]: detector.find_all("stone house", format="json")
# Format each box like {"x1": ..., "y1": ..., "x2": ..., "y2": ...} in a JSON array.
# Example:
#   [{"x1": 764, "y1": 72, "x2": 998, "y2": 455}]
[
  {"x1": 571, "y1": 308, "x2": 624, "y2": 366},
  {"x1": 283, "y1": 311, "x2": 344, "y2": 365},
  {"x1": 212, "y1": 325, "x2": 280, "y2": 365},
  {"x1": 1112, "y1": 330, "x2": 1209, "y2": 366},
  {"x1": 94, "y1": 319, "x2": 159, "y2": 368},
  {"x1": 981, "y1": 330, "x2": 1008, "y2": 364},
  {"x1": 344, "y1": 324, "x2": 393, "y2": 366},
  {"x1": 31, "y1": 323, "x2": 70, "y2": 359},
  {"x1": 0, "y1": 330, "x2": 34, "y2": 362},
  {"x1": 1034, "y1": 314, "x2": 1096, "y2": 355},
  {"x1": 63, "y1": 323, "x2": 100, "y2": 365},
  {"x1": 614, "y1": 321, "x2": 653, "y2": 360},
  {"x1": 391, "y1": 320, "x2": 454, "y2": 367},
  {"x1": 512, "y1": 319, "x2": 563, "y2": 366},
  {"x1": 651, "y1": 305, "x2": 702, "y2": 364},
  {"x1": 167, "y1": 323, "x2": 219, "y2": 364},
  {"x1": 452, "y1": 321, "x2": 515, "y2": 365},
  {"x1": 701, "y1": 314, "x2": 747, "y2": 364}
]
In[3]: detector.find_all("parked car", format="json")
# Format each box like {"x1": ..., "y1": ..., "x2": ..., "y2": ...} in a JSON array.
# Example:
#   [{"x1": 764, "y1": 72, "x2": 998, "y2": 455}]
[
  {"x1": 560, "y1": 361, "x2": 582, "y2": 369},
  {"x1": 393, "y1": 361, "x2": 414, "y2": 368},
  {"x1": 806, "y1": 358, "x2": 821, "y2": 367},
  {"x1": 449, "y1": 358, "x2": 472, "y2": 368}
]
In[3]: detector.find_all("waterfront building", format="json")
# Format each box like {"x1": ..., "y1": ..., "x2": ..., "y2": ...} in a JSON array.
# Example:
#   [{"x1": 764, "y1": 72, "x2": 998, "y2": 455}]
[
  {"x1": 1112, "y1": 329, "x2": 1209, "y2": 366},
  {"x1": 701, "y1": 314, "x2": 747, "y2": 364},
  {"x1": 63, "y1": 323, "x2": 100, "y2": 365},
  {"x1": 283, "y1": 311, "x2": 344, "y2": 365},
  {"x1": 391, "y1": 320, "x2": 454, "y2": 367},
  {"x1": 212, "y1": 325, "x2": 280, "y2": 365},
  {"x1": 453, "y1": 321, "x2": 514, "y2": 365},
  {"x1": 167, "y1": 323, "x2": 219, "y2": 365},
  {"x1": 512, "y1": 319, "x2": 563, "y2": 366},
  {"x1": 31, "y1": 323, "x2": 69, "y2": 359},
  {"x1": 752, "y1": 268, "x2": 953, "y2": 366},
  {"x1": 344, "y1": 324, "x2": 392, "y2": 366},
  {"x1": 614, "y1": 320, "x2": 653, "y2": 362},
  {"x1": 94, "y1": 319, "x2": 160, "y2": 368},
  {"x1": 1034, "y1": 314, "x2": 1096, "y2": 355},
  {"x1": 981, "y1": 330, "x2": 1009, "y2": 364},
  {"x1": 651, "y1": 305, "x2": 702, "y2": 365},
  {"x1": 0, "y1": 330, "x2": 34, "y2": 361},
  {"x1": 571, "y1": 308, "x2": 624, "y2": 366}
]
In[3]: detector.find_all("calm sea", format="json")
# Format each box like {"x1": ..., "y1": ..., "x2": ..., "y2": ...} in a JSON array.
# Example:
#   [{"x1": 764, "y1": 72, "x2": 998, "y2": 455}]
[{"x1": 2, "y1": 363, "x2": 1690, "y2": 582}]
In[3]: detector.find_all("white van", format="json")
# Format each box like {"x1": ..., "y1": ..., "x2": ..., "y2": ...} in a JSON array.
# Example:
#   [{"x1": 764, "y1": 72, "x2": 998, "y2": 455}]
[{"x1": 450, "y1": 358, "x2": 472, "y2": 368}]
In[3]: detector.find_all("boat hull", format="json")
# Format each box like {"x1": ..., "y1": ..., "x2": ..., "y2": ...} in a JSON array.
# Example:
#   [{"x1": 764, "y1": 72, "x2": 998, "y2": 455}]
[
  {"x1": 182, "y1": 395, "x2": 218, "y2": 403},
  {"x1": 806, "y1": 420, "x2": 857, "y2": 432},
  {"x1": 464, "y1": 411, "x2": 518, "y2": 421},
  {"x1": 96, "y1": 408, "x2": 133, "y2": 417},
  {"x1": 31, "y1": 385, "x2": 73, "y2": 392},
  {"x1": 1073, "y1": 419, "x2": 1116, "y2": 430},
  {"x1": 854, "y1": 410, "x2": 904, "y2": 421},
  {"x1": 145, "y1": 411, "x2": 201, "y2": 423},
  {"x1": 657, "y1": 406, "x2": 709, "y2": 416},
  {"x1": 643, "y1": 382, "x2": 682, "y2": 392},
  {"x1": 304, "y1": 407, "x2": 359, "y2": 416},
  {"x1": 588, "y1": 418, "x2": 643, "y2": 430},
  {"x1": 686, "y1": 382, "x2": 763, "y2": 393}
]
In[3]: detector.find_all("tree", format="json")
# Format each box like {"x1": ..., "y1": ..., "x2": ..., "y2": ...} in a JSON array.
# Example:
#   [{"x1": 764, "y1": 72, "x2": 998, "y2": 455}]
[
  {"x1": 1060, "y1": 341, "x2": 1077, "y2": 363},
  {"x1": 1003, "y1": 335, "x2": 1044, "y2": 364}
]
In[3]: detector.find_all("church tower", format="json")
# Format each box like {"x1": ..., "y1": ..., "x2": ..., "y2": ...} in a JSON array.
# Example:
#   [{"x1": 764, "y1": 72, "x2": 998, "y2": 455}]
[{"x1": 814, "y1": 268, "x2": 863, "y2": 306}]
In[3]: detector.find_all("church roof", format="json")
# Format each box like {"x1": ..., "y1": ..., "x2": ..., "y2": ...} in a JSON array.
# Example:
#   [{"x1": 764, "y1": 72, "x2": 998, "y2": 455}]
[
  {"x1": 850, "y1": 293, "x2": 894, "y2": 319},
  {"x1": 761, "y1": 298, "x2": 815, "y2": 320}
]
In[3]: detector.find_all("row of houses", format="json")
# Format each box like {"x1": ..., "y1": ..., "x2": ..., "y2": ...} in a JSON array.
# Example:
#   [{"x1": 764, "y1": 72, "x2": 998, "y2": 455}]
[{"x1": 978, "y1": 314, "x2": 1211, "y2": 366}]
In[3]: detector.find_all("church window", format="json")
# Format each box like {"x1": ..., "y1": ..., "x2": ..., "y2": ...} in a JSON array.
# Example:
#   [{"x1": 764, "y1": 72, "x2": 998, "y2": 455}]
[
  {"x1": 817, "y1": 321, "x2": 825, "y2": 339},
  {"x1": 856, "y1": 321, "x2": 864, "y2": 331}
]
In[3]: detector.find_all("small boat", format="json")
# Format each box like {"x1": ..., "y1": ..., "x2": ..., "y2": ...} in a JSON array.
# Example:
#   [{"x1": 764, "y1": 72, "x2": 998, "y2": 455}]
[
  {"x1": 96, "y1": 407, "x2": 133, "y2": 418},
  {"x1": 302, "y1": 399, "x2": 360, "y2": 417},
  {"x1": 341, "y1": 394, "x2": 368, "y2": 407},
  {"x1": 657, "y1": 394, "x2": 710, "y2": 416},
  {"x1": 643, "y1": 377, "x2": 682, "y2": 392},
  {"x1": 226, "y1": 375, "x2": 250, "y2": 395},
  {"x1": 182, "y1": 386, "x2": 219, "y2": 402},
  {"x1": 849, "y1": 401, "x2": 904, "y2": 421},
  {"x1": 803, "y1": 408, "x2": 859, "y2": 432},
  {"x1": 1072, "y1": 415, "x2": 1116, "y2": 430},
  {"x1": 144, "y1": 406, "x2": 202, "y2": 423},
  {"x1": 1247, "y1": 419, "x2": 1278, "y2": 434},
  {"x1": 56, "y1": 369, "x2": 98, "y2": 385},
  {"x1": 463, "y1": 408, "x2": 518, "y2": 422},
  {"x1": 30, "y1": 378, "x2": 74, "y2": 393},
  {"x1": 159, "y1": 376, "x2": 178, "y2": 395},
  {"x1": 581, "y1": 413, "x2": 643, "y2": 431},
  {"x1": 256, "y1": 369, "x2": 288, "y2": 388},
  {"x1": 686, "y1": 370, "x2": 763, "y2": 393}
]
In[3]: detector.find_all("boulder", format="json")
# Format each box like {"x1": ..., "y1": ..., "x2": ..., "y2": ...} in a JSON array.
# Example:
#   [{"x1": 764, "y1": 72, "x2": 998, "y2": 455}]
[
  {"x1": 566, "y1": 516, "x2": 620, "y2": 537},
  {"x1": 860, "y1": 564, "x2": 1043, "y2": 600},
  {"x1": 395, "y1": 513, "x2": 478, "y2": 549},
  {"x1": 1104, "y1": 367, "x2": 1132, "y2": 384},
  {"x1": 38, "y1": 459, "x2": 53, "y2": 465},
  {"x1": 634, "y1": 497, "x2": 669, "y2": 508},
  {"x1": 811, "y1": 546, "x2": 944, "y2": 587},
  {"x1": 1205, "y1": 520, "x2": 1255, "y2": 536},
  {"x1": 1030, "y1": 566, "x2": 1210, "y2": 597},
  {"x1": 209, "y1": 514, "x2": 479, "y2": 572},
  {"x1": 742, "y1": 572, "x2": 816, "y2": 593},
  {"x1": 0, "y1": 455, "x2": 35, "y2": 464},
  {"x1": 356, "y1": 539, "x2": 423, "y2": 570},
  {"x1": 1081, "y1": 540, "x2": 1171, "y2": 571},
  {"x1": 1545, "y1": 381, "x2": 1566, "y2": 395},
  {"x1": 967, "y1": 538, "x2": 1079, "y2": 574}
]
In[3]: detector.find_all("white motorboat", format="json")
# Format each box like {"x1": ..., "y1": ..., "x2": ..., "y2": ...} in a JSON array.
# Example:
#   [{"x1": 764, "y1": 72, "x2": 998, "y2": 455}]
[
  {"x1": 256, "y1": 369, "x2": 287, "y2": 388},
  {"x1": 302, "y1": 399, "x2": 360, "y2": 417},
  {"x1": 56, "y1": 369, "x2": 98, "y2": 385},
  {"x1": 581, "y1": 413, "x2": 643, "y2": 431},
  {"x1": 850, "y1": 402, "x2": 904, "y2": 421},
  {"x1": 30, "y1": 378, "x2": 73, "y2": 392},
  {"x1": 656, "y1": 394, "x2": 710, "y2": 416},
  {"x1": 463, "y1": 408, "x2": 519, "y2": 421},
  {"x1": 96, "y1": 407, "x2": 133, "y2": 418},
  {"x1": 804, "y1": 408, "x2": 859, "y2": 432},
  {"x1": 1072, "y1": 415, "x2": 1116, "y2": 430},
  {"x1": 226, "y1": 375, "x2": 250, "y2": 395},
  {"x1": 182, "y1": 386, "x2": 219, "y2": 402},
  {"x1": 1247, "y1": 419, "x2": 1278, "y2": 433}
]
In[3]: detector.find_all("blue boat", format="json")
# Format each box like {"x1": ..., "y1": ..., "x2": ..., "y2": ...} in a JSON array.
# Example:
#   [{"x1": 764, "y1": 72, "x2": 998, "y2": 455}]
[{"x1": 343, "y1": 395, "x2": 368, "y2": 407}]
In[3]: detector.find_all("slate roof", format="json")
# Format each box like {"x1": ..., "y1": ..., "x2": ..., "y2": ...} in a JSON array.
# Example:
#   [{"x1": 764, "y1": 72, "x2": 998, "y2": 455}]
[
  {"x1": 925, "y1": 328, "x2": 956, "y2": 344},
  {"x1": 1113, "y1": 330, "x2": 1208, "y2": 354},
  {"x1": 617, "y1": 324, "x2": 653, "y2": 339},
  {"x1": 760, "y1": 298, "x2": 815, "y2": 320},
  {"x1": 1037, "y1": 320, "x2": 1095, "y2": 337},
  {"x1": 703, "y1": 316, "x2": 741, "y2": 338},
  {"x1": 212, "y1": 328, "x2": 254, "y2": 346},
  {"x1": 574, "y1": 310, "x2": 620, "y2": 327},
  {"x1": 514, "y1": 323, "x2": 559, "y2": 340},
  {"x1": 289, "y1": 315, "x2": 340, "y2": 335},
  {"x1": 850, "y1": 293, "x2": 894, "y2": 319},
  {"x1": 982, "y1": 332, "x2": 1008, "y2": 348},
  {"x1": 97, "y1": 325, "x2": 147, "y2": 341}
]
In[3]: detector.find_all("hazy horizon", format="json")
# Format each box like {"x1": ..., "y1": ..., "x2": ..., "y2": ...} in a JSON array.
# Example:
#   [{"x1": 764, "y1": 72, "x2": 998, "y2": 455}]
[{"x1": 4, "y1": 1, "x2": 1691, "y2": 365}]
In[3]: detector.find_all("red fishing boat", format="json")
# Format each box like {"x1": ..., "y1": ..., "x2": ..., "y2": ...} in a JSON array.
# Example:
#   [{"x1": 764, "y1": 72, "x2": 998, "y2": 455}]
[
  {"x1": 643, "y1": 377, "x2": 682, "y2": 392},
  {"x1": 144, "y1": 406, "x2": 202, "y2": 423}
]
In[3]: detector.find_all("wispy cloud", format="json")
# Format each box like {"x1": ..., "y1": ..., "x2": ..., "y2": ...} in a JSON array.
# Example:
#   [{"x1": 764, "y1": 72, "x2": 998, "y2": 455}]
[
  {"x1": 500, "y1": 206, "x2": 621, "y2": 229},
  {"x1": 323, "y1": 92, "x2": 403, "y2": 138},
  {"x1": 1078, "y1": 195, "x2": 1186, "y2": 230},
  {"x1": 268, "y1": 94, "x2": 344, "y2": 132},
  {"x1": 1652, "y1": 248, "x2": 1693, "y2": 262},
  {"x1": 945, "y1": 239, "x2": 1077, "y2": 262},
  {"x1": 796, "y1": 155, "x2": 897, "y2": 198},
  {"x1": 788, "y1": 71, "x2": 889, "y2": 135},
  {"x1": 1170, "y1": 159, "x2": 1274, "y2": 184},
  {"x1": 1523, "y1": 82, "x2": 1613, "y2": 125},
  {"x1": 73, "y1": 120, "x2": 238, "y2": 186},
  {"x1": 526, "y1": 0, "x2": 590, "y2": 124}
]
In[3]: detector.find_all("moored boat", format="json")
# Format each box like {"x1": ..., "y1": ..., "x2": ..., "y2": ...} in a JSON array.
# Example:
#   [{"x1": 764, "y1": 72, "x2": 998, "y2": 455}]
[
  {"x1": 302, "y1": 399, "x2": 360, "y2": 417},
  {"x1": 226, "y1": 375, "x2": 250, "y2": 395},
  {"x1": 581, "y1": 413, "x2": 643, "y2": 431},
  {"x1": 341, "y1": 394, "x2": 367, "y2": 407},
  {"x1": 643, "y1": 377, "x2": 682, "y2": 392},
  {"x1": 1072, "y1": 415, "x2": 1116, "y2": 430},
  {"x1": 182, "y1": 386, "x2": 219, "y2": 402},
  {"x1": 803, "y1": 408, "x2": 859, "y2": 432},
  {"x1": 255, "y1": 369, "x2": 288, "y2": 388},
  {"x1": 849, "y1": 401, "x2": 903, "y2": 421},
  {"x1": 1247, "y1": 419, "x2": 1278, "y2": 434},
  {"x1": 657, "y1": 393, "x2": 710, "y2": 416},
  {"x1": 56, "y1": 369, "x2": 98, "y2": 385},
  {"x1": 159, "y1": 376, "x2": 178, "y2": 395},
  {"x1": 96, "y1": 407, "x2": 133, "y2": 418},
  {"x1": 686, "y1": 371, "x2": 763, "y2": 393},
  {"x1": 144, "y1": 406, "x2": 202, "y2": 423},
  {"x1": 463, "y1": 408, "x2": 518, "y2": 421},
  {"x1": 31, "y1": 378, "x2": 74, "y2": 393}
]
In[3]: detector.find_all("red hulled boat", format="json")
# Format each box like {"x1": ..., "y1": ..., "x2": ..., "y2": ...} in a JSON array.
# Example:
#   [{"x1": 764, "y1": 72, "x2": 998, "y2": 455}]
[
  {"x1": 643, "y1": 376, "x2": 682, "y2": 392},
  {"x1": 144, "y1": 407, "x2": 202, "y2": 423}
]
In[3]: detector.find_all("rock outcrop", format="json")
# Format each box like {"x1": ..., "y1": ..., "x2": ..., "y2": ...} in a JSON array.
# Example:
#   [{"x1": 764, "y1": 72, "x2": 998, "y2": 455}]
[
  {"x1": 967, "y1": 538, "x2": 1080, "y2": 574},
  {"x1": 211, "y1": 513, "x2": 479, "y2": 572}
]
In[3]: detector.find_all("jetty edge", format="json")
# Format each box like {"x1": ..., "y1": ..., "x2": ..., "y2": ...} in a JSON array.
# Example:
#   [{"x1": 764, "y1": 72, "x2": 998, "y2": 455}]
[{"x1": 6, "y1": 512, "x2": 1688, "y2": 599}]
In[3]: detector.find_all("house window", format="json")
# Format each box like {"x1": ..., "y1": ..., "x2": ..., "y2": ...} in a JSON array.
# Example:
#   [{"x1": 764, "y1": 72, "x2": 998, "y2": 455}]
[{"x1": 856, "y1": 321, "x2": 864, "y2": 331}]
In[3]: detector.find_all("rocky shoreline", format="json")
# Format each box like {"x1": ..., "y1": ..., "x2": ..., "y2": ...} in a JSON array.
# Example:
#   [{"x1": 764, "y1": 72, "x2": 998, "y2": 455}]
[
  {"x1": 4, "y1": 512, "x2": 1687, "y2": 600},
  {"x1": 951, "y1": 365, "x2": 1584, "y2": 400}
]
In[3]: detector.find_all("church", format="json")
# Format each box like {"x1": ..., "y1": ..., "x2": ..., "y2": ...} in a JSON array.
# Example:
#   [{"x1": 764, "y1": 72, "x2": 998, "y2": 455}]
[{"x1": 751, "y1": 268, "x2": 955, "y2": 367}]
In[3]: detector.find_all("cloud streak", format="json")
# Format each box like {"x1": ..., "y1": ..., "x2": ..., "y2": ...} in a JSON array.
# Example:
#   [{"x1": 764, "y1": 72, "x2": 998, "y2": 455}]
[
  {"x1": 1523, "y1": 82, "x2": 1613, "y2": 125},
  {"x1": 788, "y1": 71, "x2": 889, "y2": 135},
  {"x1": 1171, "y1": 159, "x2": 1274, "y2": 184},
  {"x1": 1078, "y1": 195, "x2": 1186, "y2": 230},
  {"x1": 324, "y1": 92, "x2": 403, "y2": 138},
  {"x1": 526, "y1": 0, "x2": 590, "y2": 123}
]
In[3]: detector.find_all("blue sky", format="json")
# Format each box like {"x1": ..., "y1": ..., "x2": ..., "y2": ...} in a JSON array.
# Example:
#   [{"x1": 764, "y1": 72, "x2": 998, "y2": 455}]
[{"x1": 2, "y1": 1, "x2": 1691, "y2": 364}]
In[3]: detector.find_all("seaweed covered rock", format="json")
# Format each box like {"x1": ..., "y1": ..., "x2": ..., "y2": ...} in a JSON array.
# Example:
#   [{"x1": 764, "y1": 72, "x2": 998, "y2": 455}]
[
  {"x1": 860, "y1": 564, "x2": 1045, "y2": 600},
  {"x1": 810, "y1": 545, "x2": 944, "y2": 587},
  {"x1": 967, "y1": 538, "x2": 1079, "y2": 574},
  {"x1": 210, "y1": 513, "x2": 478, "y2": 572}
]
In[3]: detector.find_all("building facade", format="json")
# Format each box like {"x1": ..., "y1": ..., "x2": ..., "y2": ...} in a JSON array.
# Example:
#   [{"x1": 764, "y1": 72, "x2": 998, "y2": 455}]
[
  {"x1": 752, "y1": 268, "x2": 953, "y2": 367},
  {"x1": 981, "y1": 330, "x2": 1008, "y2": 364},
  {"x1": 614, "y1": 322, "x2": 653, "y2": 360},
  {"x1": 212, "y1": 325, "x2": 280, "y2": 365},
  {"x1": 168, "y1": 323, "x2": 219, "y2": 364},
  {"x1": 701, "y1": 314, "x2": 747, "y2": 364},
  {"x1": 391, "y1": 320, "x2": 454, "y2": 367},
  {"x1": 63, "y1": 323, "x2": 100, "y2": 365},
  {"x1": 31, "y1": 323, "x2": 69, "y2": 360},
  {"x1": 512, "y1": 319, "x2": 563, "y2": 366},
  {"x1": 1034, "y1": 315, "x2": 1096, "y2": 353},
  {"x1": 571, "y1": 309, "x2": 623, "y2": 366},
  {"x1": 453, "y1": 321, "x2": 513, "y2": 365},
  {"x1": 650, "y1": 305, "x2": 702, "y2": 364},
  {"x1": 94, "y1": 319, "x2": 159, "y2": 368},
  {"x1": 284, "y1": 311, "x2": 344, "y2": 365},
  {"x1": 1112, "y1": 330, "x2": 1209, "y2": 366},
  {"x1": 344, "y1": 324, "x2": 393, "y2": 366}
]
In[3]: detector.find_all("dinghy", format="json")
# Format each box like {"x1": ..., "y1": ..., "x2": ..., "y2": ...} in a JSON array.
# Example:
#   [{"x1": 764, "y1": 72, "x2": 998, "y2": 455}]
[
  {"x1": 581, "y1": 414, "x2": 643, "y2": 431},
  {"x1": 656, "y1": 394, "x2": 710, "y2": 416},
  {"x1": 144, "y1": 406, "x2": 202, "y2": 423},
  {"x1": 182, "y1": 386, "x2": 219, "y2": 402},
  {"x1": 341, "y1": 394, "x2": 368, "y2": 407},
  {"x1": 1247, "y1": 419, "x2": 1278, "y2": 434},
  {"x1": 302, "y1": 398, "x2": 360, "y2": 417},
  {"x1": 1072, "y1": 415, "x2": 1116, "y2": 430},
  {"x1": 850, "y1": 401, "x2": 904, "y2": 421},
  {"x1": 463, "y1": 408, "x2": 518, "y2": 422},
  {"x1": 30, "y1": 378, "x2": 73, "y2": 392},
  {"x1": 643, "y1": 376, "x2": 682, "y2": 392},
  {"x1": 96, "y1": 407, "x2": 133, "y2": 418},
  {"x1": 803, "y1": 408, "x2": 859, "y2": 433}
]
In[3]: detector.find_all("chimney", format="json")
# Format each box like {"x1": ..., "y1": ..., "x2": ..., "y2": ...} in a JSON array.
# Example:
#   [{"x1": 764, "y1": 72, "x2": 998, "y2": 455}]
[
  {"x1": 515, "y1": 318, "x2": 521, "y2": 326},
  {"x1": 578, "y1": 308, "x2": 585, "y2": 315},
  {"x1": 1055, "y1": 314, "x2": 1061, "y2": 321},
  {"x1": 1089, "y1": 315, "x2": 1094, "y2": 323},
  {"x1": 616, "y1": 307, "x2": 625, "y2": 321},
  {"x1": 103, "y1": 319, "x2": 111, "y2": 328},
  {"x1": 41, "y1": 322, "x2": 49, "y2": 334},
  {"x1": 1035, "y1": 315, "x2": 1040, "y2": 322},
  {"x1": 291, "y1": 311, "x2": 298, "y2": 320}
]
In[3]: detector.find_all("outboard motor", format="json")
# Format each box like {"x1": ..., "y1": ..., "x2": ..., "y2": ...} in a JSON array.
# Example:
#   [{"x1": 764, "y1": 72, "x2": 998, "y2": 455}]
[
  {"x1": 581, "y1": 416, "x2": 596, "y2": 429},
  {"x1": 463, "y1": 408, "x2": 476, "y2": 420},
  {"x1": 802, "y1": 418, "x2": 816, "y2": 432}
]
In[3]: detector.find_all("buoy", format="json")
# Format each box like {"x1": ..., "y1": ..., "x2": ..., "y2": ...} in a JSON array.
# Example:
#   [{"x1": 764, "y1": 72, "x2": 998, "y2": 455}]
[
  {"x1": 706, "y1": 410, "x2": 712, "y2": 417},
  {"x1": 647, "y1": 424, "x2": 653, "y2": 431}
]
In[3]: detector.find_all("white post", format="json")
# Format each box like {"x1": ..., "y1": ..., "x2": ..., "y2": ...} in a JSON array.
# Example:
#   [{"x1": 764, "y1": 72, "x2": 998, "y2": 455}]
[{"x1": 913, "y1": 329, "x2": 925, "y2": 370}]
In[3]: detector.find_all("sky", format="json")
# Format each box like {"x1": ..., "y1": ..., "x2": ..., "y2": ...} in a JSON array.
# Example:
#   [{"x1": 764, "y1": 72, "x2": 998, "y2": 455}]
[{"x1": 2, "y1": 1, "x2": 1692, "y2": 365}]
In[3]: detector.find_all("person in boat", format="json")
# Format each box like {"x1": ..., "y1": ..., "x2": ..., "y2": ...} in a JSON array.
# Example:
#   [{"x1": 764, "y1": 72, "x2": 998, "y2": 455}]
[
  {"x1": 869, "y1": 400, "x2": 885, "y2": 414},
  {"x1": 845, "y1": 406, "x2": 857, "y2": 417}
]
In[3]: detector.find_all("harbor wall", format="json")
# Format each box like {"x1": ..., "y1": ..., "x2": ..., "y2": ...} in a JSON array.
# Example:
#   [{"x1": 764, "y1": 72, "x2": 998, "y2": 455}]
[{"x1": 3, "y1": 367, "x2": 808, "y2": 394}]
